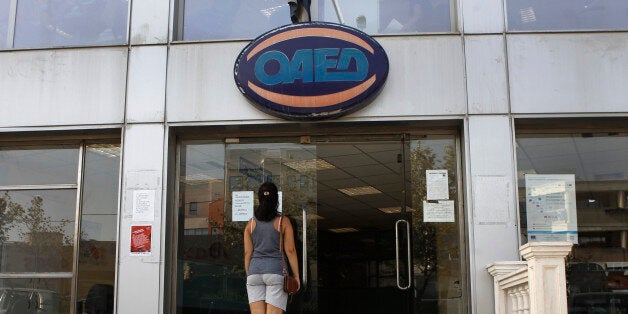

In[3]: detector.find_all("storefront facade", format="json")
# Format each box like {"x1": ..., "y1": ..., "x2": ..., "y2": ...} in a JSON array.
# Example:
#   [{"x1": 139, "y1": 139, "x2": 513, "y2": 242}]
[{"x1": 1, "y1": 0, "x2": 627, "y2": 313}]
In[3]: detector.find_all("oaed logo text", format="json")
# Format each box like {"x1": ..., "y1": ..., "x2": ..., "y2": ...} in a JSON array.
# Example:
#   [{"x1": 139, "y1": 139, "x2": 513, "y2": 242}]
[
  {"x1": 255, "y1": 48, "x2": 368, "y2": 85},
  {"x1": 234, "y1": 22, "x2": 389, "y2": 120}
]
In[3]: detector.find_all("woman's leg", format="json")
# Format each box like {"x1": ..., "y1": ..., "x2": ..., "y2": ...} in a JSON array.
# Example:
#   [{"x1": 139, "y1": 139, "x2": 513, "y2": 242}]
[
  {"x1": 266, "y1": 303, "x2": 284, "y2": 314},
  {"x1": 250, "y1": 301, "x2": 267, "y2": 314}
]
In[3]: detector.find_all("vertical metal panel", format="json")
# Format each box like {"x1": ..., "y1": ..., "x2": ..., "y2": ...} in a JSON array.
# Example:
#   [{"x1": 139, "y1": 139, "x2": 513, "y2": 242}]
[
  {"x1": 126, "y1": 46, "x2": 167, "y2": 123},
  {"x1": 465, "y1": 35, "x2": 509, "y2": 114},
  {"x1": 166, "y1": 36, "x2": 466, "y2": 123},
  {"x1": 116, "y1": 123, "x2": 165, "y2": 314},
  {"x1": 0, "y1": 48, "x2": 127, "y2": 127},
  {"x1": 466, "y1": 116, "x2": 520, "y2": 314},
  {"x1": 70, "y1": 144, "x2": 86, "y2": 314},
  {"x1": 508, "y1": 33, "x2": 628, "y2": 114},
  {"x1": 166, "y1": 41, "x2": 277, "y2": 122},
  {"x1": 461, "y1": 0, "x2": 504, "y2": 33},
  {"x1": 130, "y1": 0, "x2": 170, "y2": 45},
  {"x1": 353, "y1": 36, "x2": 467, "y2": 117}
]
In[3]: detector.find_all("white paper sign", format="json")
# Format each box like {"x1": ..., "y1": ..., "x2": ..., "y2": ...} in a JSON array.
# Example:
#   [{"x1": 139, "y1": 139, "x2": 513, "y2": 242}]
[
  {"x1": 423, "y1": 200, "x2": 455, "y2": 222},
  {"x1": 232, "y1": 191, "x2": 254, "y2": 221},
  {"x1": 426, "y1": 170, "x2": 449, "y2": 200},
  {"x1": 278, "y1": 191, "x2": 283, "y2": 213},
  {"x1": 132, "y1": 190, "x2": 155, "y2": 221},
  {"x1": 525, "y1": 174, "x2": 578, "y2": 244}
]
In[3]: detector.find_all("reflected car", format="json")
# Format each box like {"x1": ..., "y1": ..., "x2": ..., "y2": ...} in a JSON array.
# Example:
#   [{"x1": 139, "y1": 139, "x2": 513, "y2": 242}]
[{"x1": 0, "y1": 288, "x2": 60, "y2": 314}]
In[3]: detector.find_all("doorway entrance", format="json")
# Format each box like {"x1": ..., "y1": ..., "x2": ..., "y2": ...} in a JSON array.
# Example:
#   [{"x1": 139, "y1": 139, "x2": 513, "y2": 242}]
[{"x1": 174, "y1": 133, "x2": 465, "y2": 313}]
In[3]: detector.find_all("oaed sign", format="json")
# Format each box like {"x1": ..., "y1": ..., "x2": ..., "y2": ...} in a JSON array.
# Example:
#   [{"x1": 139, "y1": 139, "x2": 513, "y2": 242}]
[{"x1": 234, "y1": 22, "x2": 389, "y2": 120}]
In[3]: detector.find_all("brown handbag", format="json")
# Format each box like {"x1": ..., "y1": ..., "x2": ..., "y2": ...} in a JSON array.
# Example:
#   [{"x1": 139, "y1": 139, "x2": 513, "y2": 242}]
[{"x1": 279, "y1": 216, "x2": 299, "y2": 295}]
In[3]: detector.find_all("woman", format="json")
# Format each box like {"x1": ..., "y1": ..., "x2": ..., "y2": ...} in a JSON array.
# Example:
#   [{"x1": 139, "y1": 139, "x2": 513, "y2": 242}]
[{"x1": 244, "y1": 182, "x2": 300, "y2": 313}]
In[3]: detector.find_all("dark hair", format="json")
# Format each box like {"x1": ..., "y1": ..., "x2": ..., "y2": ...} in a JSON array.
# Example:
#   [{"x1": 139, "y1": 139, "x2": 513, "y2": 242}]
[{"x1": 255, "y1": 182, "x2": 279, "y2": 222}]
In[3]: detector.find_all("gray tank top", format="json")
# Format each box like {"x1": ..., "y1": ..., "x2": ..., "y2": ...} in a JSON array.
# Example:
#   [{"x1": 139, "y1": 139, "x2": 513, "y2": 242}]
[{"x1": 248, "y1": 217, "x2": 283, "y2": 275}]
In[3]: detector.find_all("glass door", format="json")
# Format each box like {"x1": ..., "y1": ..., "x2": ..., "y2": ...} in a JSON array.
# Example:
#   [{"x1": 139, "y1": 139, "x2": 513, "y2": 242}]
[{"x1": 174, "y1": 133, "x2": 465, "y2": 314}]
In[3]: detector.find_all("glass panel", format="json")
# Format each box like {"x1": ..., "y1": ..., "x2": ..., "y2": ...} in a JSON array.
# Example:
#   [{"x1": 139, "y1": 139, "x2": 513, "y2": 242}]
[
  {"x1": 319, "y1": 0, "x2": 452, "y2": 34},
  {"x1": 182, "y1": 0, "x2": 291, "y2": 41},
  {"x1": 516, "y1": 133, "x2": 628, "y2": 313},
  {"x1": 0, "y1": 189, "x2": 76, "y2": 273},
  {"x1": 0, "y1": 0, "x2": 9, "y2": 49},
  {"x1": 76, "y1": 144, "x2": 120, "y2": 314},
  {"x1": 408, "y1": 136, "x2": 462, "y2": 313},
  {"x1": 13, "y1": 0, "x2": 128, "y2": 49},
  {"x1": 0, "y1": 278, "x2": 71, "y2": 313},
  {"x1": 0, "y1": 146, "x2": 79, "y2": 186},
  {"x1": 508, "y1": 0, "x2": 628, "y2": 31}
]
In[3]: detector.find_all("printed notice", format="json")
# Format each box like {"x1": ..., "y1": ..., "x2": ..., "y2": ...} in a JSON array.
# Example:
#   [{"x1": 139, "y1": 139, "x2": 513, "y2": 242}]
[
  {"x1": 133, "y1": 190, "x2": 155, "y2": 221},
  {"x1": 426, "y1": 170, "x2": 449, "y2": 200},
  {"x1": 232, "y1": 191, "x2": 254, "y2": 221},
  {"x1": 423, "y1": 200, "x2": 455, "y2": 222},
  {"x1": 130, "y1": 225, "x2": 152, "y2": 256},
  {"x1": 525, "y1": 174, "x2": 578, "y2": 244}
]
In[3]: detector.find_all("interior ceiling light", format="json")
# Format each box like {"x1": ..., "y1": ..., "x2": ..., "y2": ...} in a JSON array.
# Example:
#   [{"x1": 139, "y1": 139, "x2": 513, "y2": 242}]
[
  {"x1": 284, "y1": 159, "x2": 335, "y2": 172},
  {"x1": 338, "y1": 186, "x2": 382, "y2": 196},
  {"x1": 329, "y1": 227, "x2": 359, "y2": 233},
  {"x1": 377, "y1": 206, "x2": 413, "y2": 214},
  {"x1": 89, "y1": 144, "x2": 120, "y2": 158},
  {"x1": 181, "y1": 173, "x2": 217, "y2": 184}
]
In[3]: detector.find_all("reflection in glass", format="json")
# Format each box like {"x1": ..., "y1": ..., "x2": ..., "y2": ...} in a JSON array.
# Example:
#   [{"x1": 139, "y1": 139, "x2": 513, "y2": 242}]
[
  {"x1": 508, "y1": 0, "x2": 628, "y2": 31},
  {"x1": 182, "y1": 0, "x2": 291, "y2": 40},
  {"x1": 76, "y1": 144, "x2": 120, "y2": 314},
  {"x1": 517, "y1": 133, "x2": 628, "y2": 313},
  {"x1": 0, "y1": 146, "x2": 79, "y2": 186},
  {"x1": 0, "y1": 278, "x2": 71, "y2": 313},
  {"x1": 13, "y1": 0, "x2": 128, "y2": 48},
  {"x1": 0, "y1": 0, "x2": 9, "y2": 49},
  {"x1": 0, "y1": 189, "x2": 76, "y2": 273},
  {"x1": 320, "y1": 0, "x2": 451, "y2": 34},
  {"x1": 408, "y1": 137, "x2": 462, "y2": 313}
]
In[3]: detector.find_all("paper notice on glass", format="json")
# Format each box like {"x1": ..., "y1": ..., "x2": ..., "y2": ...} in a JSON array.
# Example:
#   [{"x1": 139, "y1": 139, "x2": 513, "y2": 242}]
[
  {"x1": 525, "y1": 174, "x2": 578, "y2": 244},
  {"x1": 278, "y1": 191, "x2": 283, "y2": 213},
  {"x1": 132, "y1": 190, "x2": 155, "y2": 221},
  {"x1": 130, "y1": 225, "x2": 152, "y2": 256},
  {"x1": 232, "y1": 191, "x2": 254, "y2": 221},
  {"x1": 426, "y1": 170, "x2": 449, "y2": 200},
  {"x1": 423, "y1": 200, "x2": 455, "y2": 222}
]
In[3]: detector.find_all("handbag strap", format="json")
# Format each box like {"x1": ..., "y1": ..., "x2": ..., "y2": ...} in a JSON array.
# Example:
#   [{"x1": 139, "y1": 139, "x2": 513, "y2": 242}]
[{"x1": 278, "y1": 215, "x2": 288, "y2": 277}]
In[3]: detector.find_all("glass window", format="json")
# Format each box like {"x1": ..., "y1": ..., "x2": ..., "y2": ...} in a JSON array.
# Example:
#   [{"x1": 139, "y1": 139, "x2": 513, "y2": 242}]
[
  {"x1": 0, "y1": 146, "x2": 79, "y2": 186},
  {"x1": 320, "y1": 0, "x2": 452, "y2": 34},
  {"x1": 181, "y1": 0, "x2": 291, "y2": 41},
  {"x1": 0, "y1": 142, "x2": 121, "y2": 314},
  {"x1": 177, "y1": 0, "x2": 454, "y2": 41},
  {"x1": 517, "y1": 132, "x2": 628, "y2": 312},
  {"x1": 508, "y1": 0, "x2": 628, "y2": 31},
  {"x1": 76, "y1": 144, "x2": 120, "y2": 314},
  {"x1": 11, "y1": 0, "x2": 128, "y2": 49},
  {"x1": 0, "y1": 0, "x2": 9, "y2": 49}
]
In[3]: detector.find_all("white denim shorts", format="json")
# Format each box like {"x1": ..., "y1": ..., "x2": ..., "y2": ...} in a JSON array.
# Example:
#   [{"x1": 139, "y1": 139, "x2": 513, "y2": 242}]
[{"x1": 246, "y1": 274, "x2": 288, "y2": 311}]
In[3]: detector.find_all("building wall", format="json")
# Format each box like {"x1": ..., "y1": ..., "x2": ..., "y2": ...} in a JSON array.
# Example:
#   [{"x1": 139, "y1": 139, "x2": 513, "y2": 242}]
[{"x1": 1, "y1": 0, "x2": 627, "y2": 313}]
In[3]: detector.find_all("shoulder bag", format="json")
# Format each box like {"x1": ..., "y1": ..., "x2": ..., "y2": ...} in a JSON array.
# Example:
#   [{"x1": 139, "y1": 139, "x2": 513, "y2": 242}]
[{"x1": 279, "y1": 216, "x2": 299, "y2": 295}]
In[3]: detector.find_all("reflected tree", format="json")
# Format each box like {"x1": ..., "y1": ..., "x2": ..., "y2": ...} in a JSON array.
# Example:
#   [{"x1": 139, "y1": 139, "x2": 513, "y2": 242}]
[{"x1": 0, "y1": 192, "x2": 21, "y2": 244}]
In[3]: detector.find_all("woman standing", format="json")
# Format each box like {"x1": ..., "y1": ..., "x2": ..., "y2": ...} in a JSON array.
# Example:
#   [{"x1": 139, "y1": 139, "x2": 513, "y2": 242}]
[{"x1": 244, "y1": 182, "x2": 300, "y2": 313}]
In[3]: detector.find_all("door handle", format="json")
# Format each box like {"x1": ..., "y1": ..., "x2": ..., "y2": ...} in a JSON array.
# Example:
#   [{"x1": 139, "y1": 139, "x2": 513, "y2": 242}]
[
  {"x1": 302, "y1": 207, "x2": 308, "y2": 287},
  {"x1": 395, "y1": 219, "x2": 411, "y2": 290}
]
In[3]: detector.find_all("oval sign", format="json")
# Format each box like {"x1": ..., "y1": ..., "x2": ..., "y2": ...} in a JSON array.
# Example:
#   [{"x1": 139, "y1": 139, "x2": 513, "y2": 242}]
[{"x1": 234, "y1": 22, "x2": 389, "y2": 121}]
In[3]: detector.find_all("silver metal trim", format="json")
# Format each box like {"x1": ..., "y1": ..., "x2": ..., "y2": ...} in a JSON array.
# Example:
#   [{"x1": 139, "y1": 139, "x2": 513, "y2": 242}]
[
  {"x1": 395, "y1": 219, "x2": 411, "y2": 290},
  {"x1": 6, "y1": 0, "x2": 17, "y2": 48},
  {"x1": 70, "y1": 144, "x2": 86, "y2": 314},
  {"x1": 0, "y1": 184, "x2": 78, "y2": 191},
  {"x1": 0, "y1": 272, "x2": 73, "y2": 279},
  {"x1": 331, "y1": 0, "x2": 345, "y2": 24},
  {"x1": 302, "y1": 207, "x2": 308, "y2": 287}
]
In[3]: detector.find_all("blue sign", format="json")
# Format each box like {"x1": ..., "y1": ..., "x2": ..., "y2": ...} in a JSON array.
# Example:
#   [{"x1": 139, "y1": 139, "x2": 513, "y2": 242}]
[{"x1": 234, "y1": 22, "x2": 389, "y2": 120}]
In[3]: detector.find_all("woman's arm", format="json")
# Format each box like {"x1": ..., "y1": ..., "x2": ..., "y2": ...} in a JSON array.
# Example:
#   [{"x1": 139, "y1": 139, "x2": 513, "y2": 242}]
[
  {"x1": 243, "y1": 220, "x2": 253, "y2": 275},
  {"x1": 282, "y1": 218, "x2": 301, "y2": 290}
]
